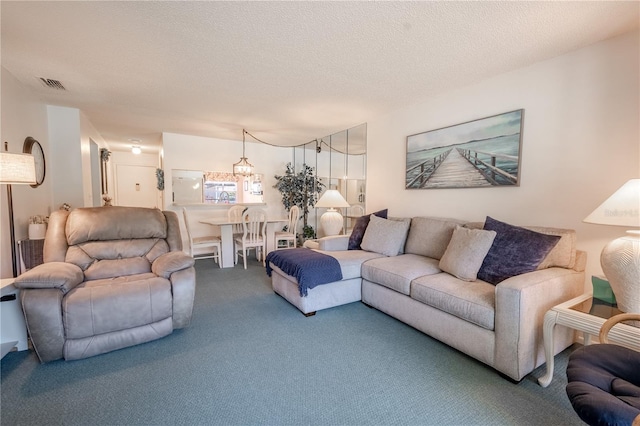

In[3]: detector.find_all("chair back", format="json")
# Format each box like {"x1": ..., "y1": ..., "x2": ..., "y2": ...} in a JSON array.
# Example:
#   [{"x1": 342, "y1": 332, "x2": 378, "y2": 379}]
[
  {"x1": 350, "y1": 204, "x2": 365, "y2": 217},
  {"x1": 45, "y1": 206, "x2": 181, "y2": 281},
  {"x1": 241, "y1": 208, "x2": 266, "y2": 243},
  {"x1": 228, "y1": 205, "x2": 245, "y2": 234},
  {"x1": 287, "y1": 206, "x2": 300, "y2": 235},
  {"x1": 182, "y1": 208, "x2": 195, "y2": 255}
]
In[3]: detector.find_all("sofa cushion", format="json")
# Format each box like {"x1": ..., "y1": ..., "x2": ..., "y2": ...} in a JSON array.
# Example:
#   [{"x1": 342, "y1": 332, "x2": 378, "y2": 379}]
[
  {"x1": 348, "y1": 209, "x2": 388, "y2": 250},
  {"x1": 64, "y1": 276, "x2": 173, "y2": 339},
  {"x1": 439, "y1": 226, "x2": 497, "y2": 282},
  {"x1": 411, "y1": 273, "x2": 496, "y2": 330},
  {"x1": 361, "y1": 215, "x2": 411, "y2": 257},
  {"x1": 362, "y1": 254, "x2": 441, "y2": 295},
  {"x1": 404, "y1": 217, "x2": 465, "y2": 260},
  {"x1": 477, "y1": 216, "x2": 561, "y2": 285},
  {"x1": 315, "y1": 249, "x2": 384, "y2": 280}
]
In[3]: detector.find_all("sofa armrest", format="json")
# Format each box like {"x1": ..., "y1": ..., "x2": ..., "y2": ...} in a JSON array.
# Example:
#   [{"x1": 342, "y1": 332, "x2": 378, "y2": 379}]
[
  {"x1": 494, "y1": 267, "x2": 585, "y2": 381},
  {"x1": 152, "y1": 251, "x2": 195, "y2": 279},
  {"x1": 14, "y1": 262, "x2": 84, "y2": 294},
  {"x1": 316, "y1": 235, "x2": 350, "y2": 251}
]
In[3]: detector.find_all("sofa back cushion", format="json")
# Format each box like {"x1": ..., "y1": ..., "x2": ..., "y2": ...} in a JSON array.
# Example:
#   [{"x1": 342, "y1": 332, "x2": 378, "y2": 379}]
[
  {"x1": 404, "y1": 217, "x2": 466, "y2": 260},
  {"x1": 465, "y1": 221, "x2": 577, "y2": 270},
  {"x1": 59, "y1": 207, "x2": 172, "y2": 279},
  {"x1": 66, "y1": 206, "x2": 167, "y2": 245}
]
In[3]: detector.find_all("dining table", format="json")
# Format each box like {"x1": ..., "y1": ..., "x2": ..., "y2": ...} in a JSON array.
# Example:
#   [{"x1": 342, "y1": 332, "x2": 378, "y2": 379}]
[{"x1": 199, "y1": 217, "x2": 289, "y2": 268}]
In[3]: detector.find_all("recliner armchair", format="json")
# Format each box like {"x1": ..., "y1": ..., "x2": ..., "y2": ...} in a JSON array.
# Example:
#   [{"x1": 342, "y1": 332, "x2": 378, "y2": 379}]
[{"x1": 14, "y1": 206, "x2": 196, "y2": 362}]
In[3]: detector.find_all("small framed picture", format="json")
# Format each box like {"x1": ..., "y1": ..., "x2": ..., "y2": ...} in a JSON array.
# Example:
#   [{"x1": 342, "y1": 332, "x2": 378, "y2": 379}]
[{"x1": 243, "y1": 181, "x2": 249, "y2": 191}]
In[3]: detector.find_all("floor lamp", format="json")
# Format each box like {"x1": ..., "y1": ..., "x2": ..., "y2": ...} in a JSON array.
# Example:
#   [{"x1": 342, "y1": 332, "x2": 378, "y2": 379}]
[
  {"x1": 584, "y1": 179, "x2": 640, "y2": 313},
  {"x1": 0, "y1": 151, "x2": 36, "y2": 277}
]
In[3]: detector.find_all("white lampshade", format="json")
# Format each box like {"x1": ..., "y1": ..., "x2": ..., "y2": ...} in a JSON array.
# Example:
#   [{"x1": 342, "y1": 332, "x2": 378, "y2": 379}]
[
  {"x1": 584, "y1": 178, "x2": 640, "y2": 314},
  {"x1": 583, "y1": 179, "x2": 640, "y2": 227},
  {"x1": 0, "y1": 152, "x2": 36, "y2": 184},
  {"x1": 315, "y1": 190, "x2": 350, "y2": 209}
]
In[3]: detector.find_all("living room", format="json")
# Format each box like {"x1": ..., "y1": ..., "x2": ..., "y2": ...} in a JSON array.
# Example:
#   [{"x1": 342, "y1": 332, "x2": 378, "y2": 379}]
[{"x1": 1, "y1": 2, "x2": 639, "y2": 425}]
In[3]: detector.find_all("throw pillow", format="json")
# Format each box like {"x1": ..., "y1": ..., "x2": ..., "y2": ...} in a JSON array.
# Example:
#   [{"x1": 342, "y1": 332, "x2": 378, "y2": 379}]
[
  {"x1": 348, "y1": 209, "x2": 388, "y2": 250},
  {"x1": 439, "y1": 226, "x2": 497, "y2": 282},
  {"x1": 360, "y1": 215, "x2": 411, "y2": 257},
  {"x1": 477, "y1": 216, "x2": 561, "y2": 285}
]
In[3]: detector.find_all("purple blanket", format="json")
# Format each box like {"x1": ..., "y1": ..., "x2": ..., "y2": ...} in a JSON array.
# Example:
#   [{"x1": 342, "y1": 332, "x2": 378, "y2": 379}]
[{"x1": 266, "y1": 248, "x2": 343, "y2": 297}]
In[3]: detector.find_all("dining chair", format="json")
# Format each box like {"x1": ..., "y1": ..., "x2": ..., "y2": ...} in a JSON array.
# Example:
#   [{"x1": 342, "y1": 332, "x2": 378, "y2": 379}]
[
  {"x1": 234, "y1": 208, "x2": 267, "y2": 269},
  {"x1": 350, "y1": 204, "x2": 365, "y2": 217},
  {"x1": 275, "y1": 205, "x2": 300, "y2": 249},
  {"x1": 228, "y1": 205, "x2": 245, "y2": 239},
  {"x1": 182, "y1": 208, "x2": 221, "y2": 265}
]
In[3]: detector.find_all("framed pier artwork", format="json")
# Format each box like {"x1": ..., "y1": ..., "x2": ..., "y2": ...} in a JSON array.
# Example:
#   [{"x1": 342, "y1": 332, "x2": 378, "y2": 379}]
[{"x1": 405, "y1": 109, "x2": 524, "y2": 189}]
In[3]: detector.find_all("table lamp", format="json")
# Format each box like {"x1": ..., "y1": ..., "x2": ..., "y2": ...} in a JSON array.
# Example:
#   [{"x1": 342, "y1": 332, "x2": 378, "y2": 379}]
[
  {"x1": 0, "y1": 151, "x2": 37, "y2": 277},
  {"x1": 315, "y1": 189, "x2": 350, "y2": 236},
  {"x1": 584, "y1": 179, "x2": 640, "y2": 313}
]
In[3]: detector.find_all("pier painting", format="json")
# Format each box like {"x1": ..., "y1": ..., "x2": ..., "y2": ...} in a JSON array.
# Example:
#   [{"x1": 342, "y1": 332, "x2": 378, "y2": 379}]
[{"x1": 406, "y1": 110, "x2": 524, "y2": 189}]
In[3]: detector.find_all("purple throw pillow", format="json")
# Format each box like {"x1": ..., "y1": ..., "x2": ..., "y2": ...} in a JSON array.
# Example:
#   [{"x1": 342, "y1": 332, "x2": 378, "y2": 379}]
[
  {"x1": 477, "y1": 216, "x2": 561, "y2": 285},
  {"x1": 348, "y1": 209, "x2": 388, "y2": 250}
]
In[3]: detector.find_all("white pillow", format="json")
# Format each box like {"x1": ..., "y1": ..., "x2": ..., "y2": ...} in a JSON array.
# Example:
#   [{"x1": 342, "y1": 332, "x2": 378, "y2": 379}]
[
  {"x1": 360, "y1": 215, "x2": 411, "y2": 257},
  {"x1": 439, "y1": 226, "x2": 497, "y2": 281}
]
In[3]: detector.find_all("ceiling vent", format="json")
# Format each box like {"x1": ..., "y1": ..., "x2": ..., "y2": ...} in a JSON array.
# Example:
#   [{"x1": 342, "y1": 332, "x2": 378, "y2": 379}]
[{"x1": 38, "y1": 78, "x2": 66, "y2": 90}]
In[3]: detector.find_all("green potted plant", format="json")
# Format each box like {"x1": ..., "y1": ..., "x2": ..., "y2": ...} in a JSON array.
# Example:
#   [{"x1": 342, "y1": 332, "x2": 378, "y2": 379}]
[{"x1": 273, "y1": 162, "x2": 325, "y2": 242}]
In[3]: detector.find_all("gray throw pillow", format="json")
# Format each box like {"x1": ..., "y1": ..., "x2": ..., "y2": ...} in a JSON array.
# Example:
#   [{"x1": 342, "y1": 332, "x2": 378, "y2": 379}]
[
  {"x1": 439, "y1": 226, "x2": 497, "y2": 282},
  {"x1": 360, "y1": 215, "x2": 411, "y2": 257},
  {"x1": 348, "y1": 209, "x2": 388, "y2": 250}
]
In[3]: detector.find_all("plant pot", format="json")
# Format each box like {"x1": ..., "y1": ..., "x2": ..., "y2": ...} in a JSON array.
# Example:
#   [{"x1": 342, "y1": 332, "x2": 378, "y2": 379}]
[{"x1": 28, "y1": 223, "x2": 46, "y2": 240}]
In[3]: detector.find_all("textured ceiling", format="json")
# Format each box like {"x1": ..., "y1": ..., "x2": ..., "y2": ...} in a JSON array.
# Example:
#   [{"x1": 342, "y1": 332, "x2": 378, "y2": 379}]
[{"x1": 1, "y1": 1, "x2": 638, "y2": 153}]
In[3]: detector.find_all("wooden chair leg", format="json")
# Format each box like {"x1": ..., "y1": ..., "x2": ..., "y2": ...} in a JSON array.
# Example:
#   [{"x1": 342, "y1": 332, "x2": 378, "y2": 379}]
[{"x1": 242, "y1": 248, "x2": 247, "y2": 269}]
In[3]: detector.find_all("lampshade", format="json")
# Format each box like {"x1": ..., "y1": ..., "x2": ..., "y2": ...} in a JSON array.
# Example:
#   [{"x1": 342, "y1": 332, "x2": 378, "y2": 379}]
[
  {"x1": 315, "y1": 190, "x2": 350, "y2": 209},
  {"x1": 583, "y1": 179, "x2": 640, "y2": 227},
  {"x1": 0, "y1": 152, "x2": 36, "y2": 184},
  {"x1": 233, "y1": 130, "x2": 254, "y2": 176}
]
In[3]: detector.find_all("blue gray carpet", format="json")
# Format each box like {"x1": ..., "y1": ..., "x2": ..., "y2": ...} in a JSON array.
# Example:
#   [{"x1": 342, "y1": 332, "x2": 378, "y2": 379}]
[{"x1": 1, "y1": 259, "x2": 581, "y2": 425}]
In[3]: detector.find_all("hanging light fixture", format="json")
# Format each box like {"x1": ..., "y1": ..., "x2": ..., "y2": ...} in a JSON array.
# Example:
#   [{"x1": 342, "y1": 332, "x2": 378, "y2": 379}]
[{"x1": 233, "y1": 129, "x2": 254, "y2": 176}]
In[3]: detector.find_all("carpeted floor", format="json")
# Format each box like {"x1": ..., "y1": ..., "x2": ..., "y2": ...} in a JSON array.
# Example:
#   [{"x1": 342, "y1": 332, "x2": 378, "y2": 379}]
[{"x1": 1, "y1": 259, "x2": 582, "y2": 425}]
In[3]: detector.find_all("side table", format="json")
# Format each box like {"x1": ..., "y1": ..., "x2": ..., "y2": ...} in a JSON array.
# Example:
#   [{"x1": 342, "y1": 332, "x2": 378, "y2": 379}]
[
  {"x1": 0, "y1": 278, "x2": 28, "y2": 358},
  {"x1": 538, "y1": 293, "x2": 640, "y2": 387}
]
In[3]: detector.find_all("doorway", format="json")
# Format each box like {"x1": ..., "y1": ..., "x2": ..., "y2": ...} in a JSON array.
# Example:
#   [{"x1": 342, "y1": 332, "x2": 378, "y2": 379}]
[{"x1": 115, "y1": 164, "x2": 158, "y2": 208}]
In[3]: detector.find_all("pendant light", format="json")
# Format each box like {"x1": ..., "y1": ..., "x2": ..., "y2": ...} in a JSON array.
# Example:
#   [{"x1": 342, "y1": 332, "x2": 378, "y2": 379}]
[{"x1": 233, "y1": 129, "x2": 254, "y2": 176}]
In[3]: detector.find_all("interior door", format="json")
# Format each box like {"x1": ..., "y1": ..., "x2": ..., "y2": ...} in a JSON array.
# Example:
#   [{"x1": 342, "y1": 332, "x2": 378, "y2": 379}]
[{"x1": 115, "y1": 164, "x2": 158, "y2": 208}]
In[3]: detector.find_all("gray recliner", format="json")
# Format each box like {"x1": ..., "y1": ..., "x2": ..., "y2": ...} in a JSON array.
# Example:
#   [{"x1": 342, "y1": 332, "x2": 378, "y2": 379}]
[{"x1": 14, "y1": 206, "x2": 196, "y2": 363}]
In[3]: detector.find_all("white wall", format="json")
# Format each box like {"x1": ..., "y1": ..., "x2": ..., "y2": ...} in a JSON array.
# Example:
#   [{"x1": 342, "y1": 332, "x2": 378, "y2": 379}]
[
  {"x1": 0, "y1": 68, "x2": 50, "y2": 278},
  {"x1": 80, "y1": 112, "x2": 109, "y2": 207},
  {"x1": 47, "y1": 106, "x2": 84, "y2": 210},
  {"x1": 367, "y1": 31, "x2": 640, "y2": 288}
]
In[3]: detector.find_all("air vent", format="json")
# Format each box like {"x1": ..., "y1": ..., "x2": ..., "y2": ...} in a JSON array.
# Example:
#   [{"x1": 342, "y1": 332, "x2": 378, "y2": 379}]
[{"x1": 39, "y1": 78, "x2": 66, "y2": 90}]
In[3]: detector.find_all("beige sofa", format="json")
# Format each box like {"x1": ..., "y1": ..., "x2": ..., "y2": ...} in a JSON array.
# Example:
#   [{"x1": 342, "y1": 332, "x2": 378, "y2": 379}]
[
  {"x1": 14, "y1": 206, "x2": 196, "y2": 363},
  {"x1": 269, "y1": 216, "x2": 586, "y2": 381}
]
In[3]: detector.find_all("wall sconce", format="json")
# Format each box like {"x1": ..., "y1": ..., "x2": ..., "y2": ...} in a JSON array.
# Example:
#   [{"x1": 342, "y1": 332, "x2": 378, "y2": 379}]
[{"x1": 131, "y1": 146, "x2": 142, "y2": 155}]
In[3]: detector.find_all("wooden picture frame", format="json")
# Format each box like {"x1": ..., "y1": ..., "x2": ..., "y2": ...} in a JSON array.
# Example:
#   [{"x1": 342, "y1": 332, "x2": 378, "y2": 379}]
[{"x1": 405, "y1": 110, "x2": 524, "y2": 189}]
